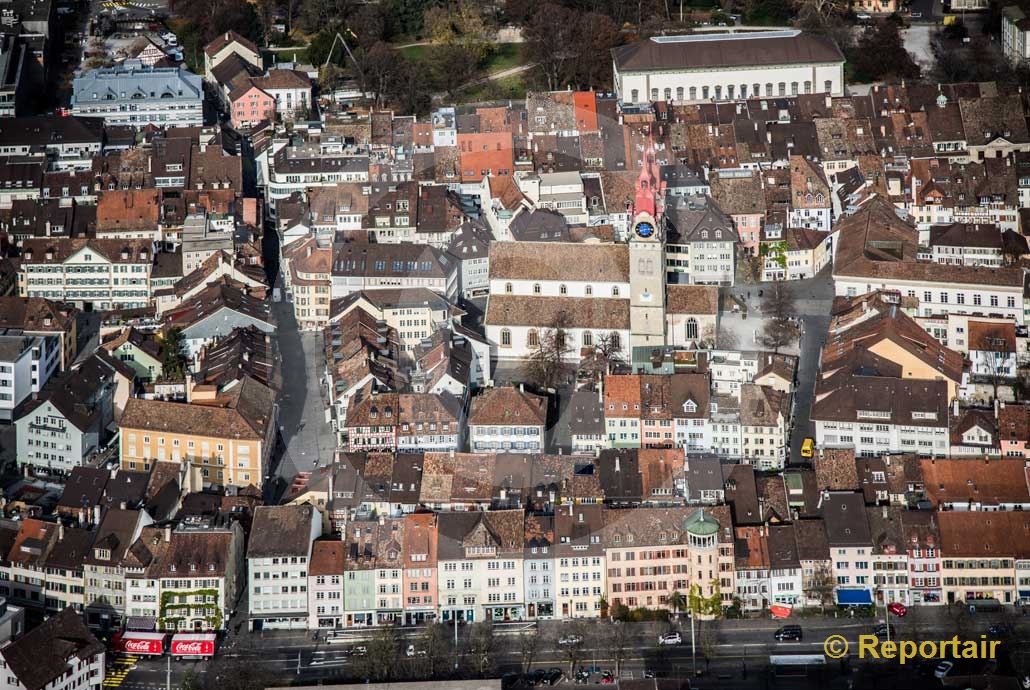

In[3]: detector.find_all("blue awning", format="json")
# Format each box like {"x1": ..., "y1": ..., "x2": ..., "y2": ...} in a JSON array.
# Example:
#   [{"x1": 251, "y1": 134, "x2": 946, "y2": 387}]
[
  {"x1": 836, "y1": 589, "x2": 873, "y2": 605},
  {"x1": 1019, "y1": 590, "x2": 1030, "y2": 598}
]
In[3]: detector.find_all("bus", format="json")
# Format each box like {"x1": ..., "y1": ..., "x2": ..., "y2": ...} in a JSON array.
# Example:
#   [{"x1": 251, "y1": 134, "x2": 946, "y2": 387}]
[{"x1": 800, "y1": 438, "x2": 815, "y2": 458}]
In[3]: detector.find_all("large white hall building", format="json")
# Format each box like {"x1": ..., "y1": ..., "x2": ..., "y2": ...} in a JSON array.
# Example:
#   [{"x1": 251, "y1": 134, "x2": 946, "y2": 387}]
[{"x1": 611, "y1": 30, "x2": 845, "y2": 105}]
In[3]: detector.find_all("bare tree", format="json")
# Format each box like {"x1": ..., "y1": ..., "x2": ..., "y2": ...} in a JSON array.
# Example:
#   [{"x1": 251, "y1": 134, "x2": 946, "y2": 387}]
[
  {"x1": 201, "y1": 640, "x2": 288, "y2": 690},
  {"x1": 974, "y1": 327, "x2": 1013, "y2": 401},
  {"x1": 701, "y1": 324, "x2": 739, "y2": 350},
  {"x1": 793, "y1": 0, "x2": 847, "y2": 25},
  {"x1": 699, "y1": 623, "x2": 718, "y2": 673},
  {"x1": 415, "y1": 622, "x2": 451, "y2": 678},
  {"x1": 465, "y1": 622, "x2": 495, "y2": 677},
  {"x1": 808, "y1": 566, "x2": 835, "y2": 613},
  {"x1": 353, "y1": 625, "x2": 400, "y2": 681},
  {"x1": 517, "y1": 630, "x2": 541, "y2": 673},
  {"x1": 594, "y1": 332, "x2": 625, "y2": 373},
  {"x1": 739, "y1": 255, "x2": 763, "y2": 284},
  {"x1": 522, "y1": 310, "x2": 573, "y2": 390},
  {"x1": 604, "y1": 622, "x2": 632, "y2": 677},
  {"x1": 579, "y1": 332, "x2": 625, "y2": 383},
  {"x1": 558, "y1": 620, "x2": 589, "y2": 675},
  {"x1": 762, "y1": 282, "x2": 796, "y2": 320},
  {"x1": 903, "y1": 604, "x2": 924, "y2": 644},
  {"x1": 760, "y1": 318, "x2": 798, "y2": 353},
  {"x1": 948, "y1": 601, "x2": 974, "y2": 639}
]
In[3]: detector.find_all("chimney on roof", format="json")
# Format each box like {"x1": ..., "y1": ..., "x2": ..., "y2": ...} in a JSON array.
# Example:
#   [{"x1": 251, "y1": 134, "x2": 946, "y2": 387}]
[
  {"x1": 882, "y1": 505, "x2": 888, "y2": 518},
  {"x1": 994, "y1": 397, "x2": 1000, "y2": 419},
  {"x1": 953, "y1": 399, "x2": 959, "y2": 418},
  {"x1": 58, "y1": 523, "x2": 64, "y2": 541},
  {"x1": 78, "y1": 508, "x2": 86, "y2": 527},
  {"x1": 93, "y1": 504, "x2": 101, "y2": 525},
  {"x1": 164, "y1": 526, "x2": 172, "y2": 542}
]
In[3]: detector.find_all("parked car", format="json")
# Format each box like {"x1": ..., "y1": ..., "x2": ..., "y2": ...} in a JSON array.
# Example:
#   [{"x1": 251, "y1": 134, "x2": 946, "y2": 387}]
[
  {"x1": 774, "y1": 625, "x2": 803, "y2": 641},
  {"x1": 601, "y1": 671, "x2": 615, "y2": 684},
  {"x1": 643, "y1": 671, "x2": 656, "y2": 679},
  {"x1": 873, "y1": 623, "x2": 896, "y2": 639},
  {"x1": 934, "y1": 661, "x2": 953, "y2": 679},
  {"x1": 405, "y1": 644, "x2": 426, "y2": 657},
  {"x1": 558, "y1": 635, "x2": 583, "y2": 646},
  {"x1": 542, "y1": 668, "x2": 563, "y2": 686},
  {"x1": 528, "y1": 669, "x2": 547, "y2": 686},
  {"x1": 856, "y1": 12, "x2": 872, "y2": 19},
  {"x1": 658, "y1": 632, "x2": 683, "y2": 646},
  {"x1": 988, "y1": 622, "x2": 1014, "y2": 639},
  {"x1": 574, "y1": 670, "x2": 591, "y2": 684},
  {"x1": 352, "y1": 645, "x2": 367, "y2": 656},
  {"x1": 887, "y1": 602, "x2": 908, "y2": 617}
]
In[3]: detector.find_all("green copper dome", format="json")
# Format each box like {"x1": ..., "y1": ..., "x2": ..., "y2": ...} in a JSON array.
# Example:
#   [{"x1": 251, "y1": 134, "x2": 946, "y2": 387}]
[{"x1": 683, "y1": 508, "x2": 719, "y2": 537}]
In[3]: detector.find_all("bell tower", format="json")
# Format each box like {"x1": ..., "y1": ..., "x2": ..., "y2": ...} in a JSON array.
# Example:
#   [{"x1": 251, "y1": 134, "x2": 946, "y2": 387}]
[{"x1": 629, "y1": 137, "x2": 667, "y2": 350}]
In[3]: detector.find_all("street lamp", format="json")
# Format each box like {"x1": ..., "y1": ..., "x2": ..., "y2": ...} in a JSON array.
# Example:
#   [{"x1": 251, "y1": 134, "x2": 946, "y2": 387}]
[{"x1": 689, "y1": 609, "x2": 696, "y2": 677}]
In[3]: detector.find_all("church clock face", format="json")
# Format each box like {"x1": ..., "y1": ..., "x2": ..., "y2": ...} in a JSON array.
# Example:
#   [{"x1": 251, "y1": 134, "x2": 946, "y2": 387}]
[{"x1": 635, "y1": 221, "x2": 654, "y2": 238}]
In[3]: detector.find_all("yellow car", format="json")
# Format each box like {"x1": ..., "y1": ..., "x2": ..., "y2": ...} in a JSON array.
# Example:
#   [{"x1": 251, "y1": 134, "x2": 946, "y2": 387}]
[{"x1": 801, "y1": 437, "x2": 815, "y2": 458}]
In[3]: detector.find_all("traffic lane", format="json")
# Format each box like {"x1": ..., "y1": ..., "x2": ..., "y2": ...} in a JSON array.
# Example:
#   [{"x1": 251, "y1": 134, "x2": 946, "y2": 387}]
[
  {"x1": 219, "y1": 618, "x2": 899, "y2": 653},
  {"x1": 107, "y1": 657, "x2": 199, "y2": 690}
]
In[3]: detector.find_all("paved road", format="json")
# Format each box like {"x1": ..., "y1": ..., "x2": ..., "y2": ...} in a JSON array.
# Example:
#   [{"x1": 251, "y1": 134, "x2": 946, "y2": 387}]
[
  {"x1": 727, "y1": 267, "x2": 835, "y2": 465},
  {"x1": 271, "y1": 296, "x2": 336, "y2": 484},
  {"x1": 110, "y1": 609, "x2": 1024, "y2": 688}
]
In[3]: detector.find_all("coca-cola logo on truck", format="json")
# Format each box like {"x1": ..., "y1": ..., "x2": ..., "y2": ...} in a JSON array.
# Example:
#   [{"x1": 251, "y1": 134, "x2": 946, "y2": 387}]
[
  {"x1": 171, "y1": 640, "x2": 214, "y2": 656},
  {"x1": 118, "y1": 638, "x2": 162, "y2": 655}
]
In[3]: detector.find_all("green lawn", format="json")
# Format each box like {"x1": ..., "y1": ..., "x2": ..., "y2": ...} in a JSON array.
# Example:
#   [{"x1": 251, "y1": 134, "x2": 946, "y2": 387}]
[
  {"x1": 483, "y1": 43, "x2": 523, "y2": 74},
  {"x1": 398, "y1": 44, "x2": 429, "y2": 60},
  {"x1": 459, "y1": 73, "x2": 528, "y2": 103},
  {"x1": 397, "y1": 42, "x2": 524, "y2": 74}
]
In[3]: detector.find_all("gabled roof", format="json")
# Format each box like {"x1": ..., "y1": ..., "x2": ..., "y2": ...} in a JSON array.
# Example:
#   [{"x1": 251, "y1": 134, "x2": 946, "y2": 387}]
[
  {"x1": 488, "y1": 241, "x2": 629, "y2": 282},
  {"x1": 204, "y1": 30, "x2": 259, "y2": 58},
  {"x1": 120, "y1": 375, "x2": 275, "y2": 441},
  {"x1": 470, "y1": 386, "x2": 547, "y2": 427},
  {"x1": 822, "y1": 305, "x2": 964, "y2": 384},
  {"x1": 1, "y1": 608, "x2": 104, "y2": 690},
  {"x1": 248, "y1": 505, "x2": 316, "y2": 558},
  {"x1": 921, "y1": 457, "x2": 1030, "y2": 506}
]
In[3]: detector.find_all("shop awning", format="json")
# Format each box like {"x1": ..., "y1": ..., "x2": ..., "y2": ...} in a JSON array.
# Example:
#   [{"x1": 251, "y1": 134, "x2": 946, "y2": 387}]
[
  {"x1": 170, "y1": 633, "x2": 216, "y2": 657},
  {"x1": 836, "y1": 589, "x2": 873, "y2": 606},
  {"x1": 112, "y1": 631, "x2": 166, "y2": 656}
]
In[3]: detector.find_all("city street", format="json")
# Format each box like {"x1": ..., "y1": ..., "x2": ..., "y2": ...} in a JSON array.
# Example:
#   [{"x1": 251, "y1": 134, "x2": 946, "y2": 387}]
[
  {"x1": 726, "y1": 267, "x2": 835, "y2": 465},
  {"x1": 106, "y1": 608, "x2": 1026, "y2": 689},
  {"x1": 270, "y1": 295, "x2": 336, "y2": 488}
]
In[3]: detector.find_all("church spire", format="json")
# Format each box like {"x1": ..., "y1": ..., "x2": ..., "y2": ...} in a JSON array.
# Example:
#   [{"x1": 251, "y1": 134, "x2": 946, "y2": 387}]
[{"x1": 633, "y1": 135, "x2": 664, "y2": 220}]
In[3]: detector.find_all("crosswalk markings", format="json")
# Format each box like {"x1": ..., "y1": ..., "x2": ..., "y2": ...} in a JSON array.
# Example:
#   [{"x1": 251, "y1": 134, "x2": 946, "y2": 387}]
[
  {"x1": 104, "y1": 655, "x2": 140, "y2": 687},
  {"x1": 99, "y1": 1, "x2": 160, "y2": 8}
]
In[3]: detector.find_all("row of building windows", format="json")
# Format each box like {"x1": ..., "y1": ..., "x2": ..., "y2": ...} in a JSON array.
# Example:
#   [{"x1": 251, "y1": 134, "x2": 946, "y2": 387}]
[{"x1": 629, "y1": 80, "x2": 834, "y2": 103}]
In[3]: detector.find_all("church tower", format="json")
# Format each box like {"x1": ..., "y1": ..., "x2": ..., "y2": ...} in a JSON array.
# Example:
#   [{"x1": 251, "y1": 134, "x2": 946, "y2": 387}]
[{"x1": 629, "y1": 138, "x2": 667, "y2": 350}]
